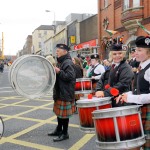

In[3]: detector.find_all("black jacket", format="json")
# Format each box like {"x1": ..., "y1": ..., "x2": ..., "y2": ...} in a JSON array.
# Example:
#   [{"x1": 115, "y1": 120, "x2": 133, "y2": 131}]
[
  {"x1": 129, "y1": 58, "x2": 140, "y2": 68},
  {"x1": 96, "y1": 59, "x2": 134, "y2": 107},
  {"x1": 53, "y1": 53, "x2": 76, "y2": 102}
]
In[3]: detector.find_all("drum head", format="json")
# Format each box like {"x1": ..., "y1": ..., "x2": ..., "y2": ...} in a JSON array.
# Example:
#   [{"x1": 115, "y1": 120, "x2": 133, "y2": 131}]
[{"x1": 9, "y1": 55, "x2": 56, "y2": 99}]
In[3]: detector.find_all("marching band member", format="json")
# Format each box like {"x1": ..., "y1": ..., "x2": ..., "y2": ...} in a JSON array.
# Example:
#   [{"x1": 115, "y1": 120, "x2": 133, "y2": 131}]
[
  {"x1": 95, "y1": 43, "x2": 134, "y2": 107},
  {"x1": 116, "y1": 36, "x2": 150, "y2": 149},
  {"x1": 86, "y1": 54, "x2": 105, "y2": 90},
  {"x1": 48, "y1": 44, "x2": 76, "y2": 142}
]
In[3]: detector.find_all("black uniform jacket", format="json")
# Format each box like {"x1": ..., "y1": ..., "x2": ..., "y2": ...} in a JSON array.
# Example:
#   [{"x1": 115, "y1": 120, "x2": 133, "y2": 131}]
[
  {"x1": 96, "y1": 59, "x2": 134, "y2": 107},
  {"x1": 53, "y1": 54, "x2": 76, "y2": 102}
]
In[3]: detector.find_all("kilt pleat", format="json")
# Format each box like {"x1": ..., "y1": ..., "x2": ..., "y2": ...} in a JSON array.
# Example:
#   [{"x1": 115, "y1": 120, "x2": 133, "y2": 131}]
[{"x1": 53, "y1": 100, "x2": 76, "y2": 118}]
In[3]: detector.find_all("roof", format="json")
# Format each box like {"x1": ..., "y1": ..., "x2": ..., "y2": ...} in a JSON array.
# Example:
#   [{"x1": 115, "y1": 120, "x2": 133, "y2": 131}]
[{"x1": 35, "y1": 25, "x2": 54, "y2": 30}]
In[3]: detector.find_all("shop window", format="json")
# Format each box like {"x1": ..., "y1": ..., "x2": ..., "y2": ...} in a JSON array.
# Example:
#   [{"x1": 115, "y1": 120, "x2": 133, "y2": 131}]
[
  {"x1": 123, "y1": 0, "x2": 130, "y2": 10},
  {"x1": 133, "y1": 0, "x2": 140, "y2": 7}
]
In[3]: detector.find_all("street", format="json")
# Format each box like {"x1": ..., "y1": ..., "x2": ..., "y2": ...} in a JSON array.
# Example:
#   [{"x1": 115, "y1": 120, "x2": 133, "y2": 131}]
[{"x1": 0, "y1": 66, "x2": 96, "y2": 150}]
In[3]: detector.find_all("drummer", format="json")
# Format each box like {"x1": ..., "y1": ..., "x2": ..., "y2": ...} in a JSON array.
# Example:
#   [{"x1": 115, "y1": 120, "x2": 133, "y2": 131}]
[
  {"x1": 86, "y1": 54, "x2": 105, "y2": 90},
  {"x1": 116, "y1": 36, "x2": 150, "y2": 149},
  {"x1": 95, "y1": 43, "x2": 134, "y2": 107}
]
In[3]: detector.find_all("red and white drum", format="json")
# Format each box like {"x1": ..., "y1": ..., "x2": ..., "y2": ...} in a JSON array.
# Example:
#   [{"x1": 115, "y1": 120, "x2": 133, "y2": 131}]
[
  {"x1": 92, "y1": 105, "x2": 146, "y2": 150},
  {"x1": 76, "y1": 97, "x2": 111, "y2": 133},
  {"x1": 75, "y1": 78, "x2": 92, "y2": 94}
]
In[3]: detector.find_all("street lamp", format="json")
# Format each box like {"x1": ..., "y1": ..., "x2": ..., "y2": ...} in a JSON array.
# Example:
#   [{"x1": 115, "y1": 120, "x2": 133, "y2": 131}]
[{"x1": 45, "y1": 10, "x2": 56, "y2": 25}]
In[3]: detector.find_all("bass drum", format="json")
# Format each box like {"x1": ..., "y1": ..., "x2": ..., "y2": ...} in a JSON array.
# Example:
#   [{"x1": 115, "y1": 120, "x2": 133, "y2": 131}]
[{"x1": 9, "y1": 55, "x2": 56, "y2": 99}]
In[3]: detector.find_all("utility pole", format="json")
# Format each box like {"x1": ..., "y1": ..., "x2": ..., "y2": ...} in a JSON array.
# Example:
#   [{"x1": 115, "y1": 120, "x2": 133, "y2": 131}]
[{"x1": 0, "y1": 32, "x2": 5, "y2": 60}]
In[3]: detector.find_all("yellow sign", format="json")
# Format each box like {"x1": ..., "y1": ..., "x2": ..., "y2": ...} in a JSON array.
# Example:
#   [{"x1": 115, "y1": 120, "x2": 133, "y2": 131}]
[{"x1": 70, "y1": 36, "x2": 76, "y2": 44}]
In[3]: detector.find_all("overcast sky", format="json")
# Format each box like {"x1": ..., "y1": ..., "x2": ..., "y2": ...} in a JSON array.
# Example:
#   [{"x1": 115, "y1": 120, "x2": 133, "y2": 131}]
[{"x1": 0, "y1": 0, "x2": 97, "y2": 55}]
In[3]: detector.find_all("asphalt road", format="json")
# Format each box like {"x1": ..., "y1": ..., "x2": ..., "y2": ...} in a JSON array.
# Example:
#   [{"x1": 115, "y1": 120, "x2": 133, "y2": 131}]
[{"x1": 0, "y1": 66, "x2": 96, "y2": 150}]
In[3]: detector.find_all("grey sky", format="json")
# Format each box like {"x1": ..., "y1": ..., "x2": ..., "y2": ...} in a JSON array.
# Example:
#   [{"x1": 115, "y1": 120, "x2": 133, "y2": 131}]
[{"x1": 0, "y1": 0, "x2": 97, "y2": 55}]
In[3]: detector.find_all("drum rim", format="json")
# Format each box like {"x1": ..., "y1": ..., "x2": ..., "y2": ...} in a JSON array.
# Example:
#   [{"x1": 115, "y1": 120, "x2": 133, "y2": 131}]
[
  {"x1": 0, "y1": 116, "x2": 4, "y2": 139},
  {"x1": 93, "y1": 105, "x2": 142, "y2": 113},
  {"x1": 76, "y1": 78, "x2": 92, "y2": 82},
  {"x1": 77, "y1": 97, "x2": 111, "y2": 108},
  {"x1": 95, "y1": 136, "x2": 146, "y2": 149},
  {"x1": 92, "y1": 105, "x2": 142, "y2": 118}
]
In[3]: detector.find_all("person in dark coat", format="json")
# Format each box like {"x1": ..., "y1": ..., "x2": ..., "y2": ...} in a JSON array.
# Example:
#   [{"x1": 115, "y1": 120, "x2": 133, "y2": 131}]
[
  {"x1": 95, "y1": 43, "x2": 134, "y2": 107},
  {"x1": 48, "y1": 44, "x2": 76, "y2": 142},
  {"x1": 116, "y1": 36, "x2": 150, "y2": 149},
  {"x1": 72, "y1": 57, "x2": 83, "y2": 78},
  {"x1": 0, "y1": 61, "x2": 4, "y2": 73},
  {"x1": 72, "y1": 57, "x2": 83, "y2": 113}
]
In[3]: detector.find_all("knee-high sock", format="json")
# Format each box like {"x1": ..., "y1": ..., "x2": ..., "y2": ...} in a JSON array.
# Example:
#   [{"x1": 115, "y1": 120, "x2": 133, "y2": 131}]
[
  {"x1": 62, "y1": 118, "x2": 69, "y2": 134},
  {"x1": 57, "y1": 117, "x2": 62, "y2": 131}
]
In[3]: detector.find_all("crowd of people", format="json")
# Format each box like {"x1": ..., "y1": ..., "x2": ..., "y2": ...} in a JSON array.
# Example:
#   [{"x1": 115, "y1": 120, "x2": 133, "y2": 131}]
[{"x1": 46, "y1": 36, "x2": 150, "y2": 150}]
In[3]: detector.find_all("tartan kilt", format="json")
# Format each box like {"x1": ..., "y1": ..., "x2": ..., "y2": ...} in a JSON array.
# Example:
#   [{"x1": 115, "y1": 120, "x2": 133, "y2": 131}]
[
  {"x1": 143, "y1": 139, "x2": 150, "y2": 150},
  {"x1": 141, "y1": 104, "x2": 150, "y2": 149},
  {"x1": 53, "y1": 100, "x2": 76, "y2": 118}
]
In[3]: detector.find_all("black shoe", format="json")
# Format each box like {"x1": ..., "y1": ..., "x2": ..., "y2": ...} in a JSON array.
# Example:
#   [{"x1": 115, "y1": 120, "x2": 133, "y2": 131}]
[
  {"x1": 48, "y1": 129, "x2": 62, "y2": 136},
  {"x1": 53, "y1": 133, "x2": 69, "y2": 142}
]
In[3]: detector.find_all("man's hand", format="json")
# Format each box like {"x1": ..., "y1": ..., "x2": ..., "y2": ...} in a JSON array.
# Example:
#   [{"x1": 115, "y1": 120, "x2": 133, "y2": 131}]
[
  {"x1": 95, "y1": 91, "x2": 104, "y2": 98},
  {"x1": 116, "y1": 94, "x2": 127, "y2": 103},
  {"x1": 55, "y1": 67, "x2": 60, "y2": 74},
  {"x1": 91, "y1": 76, "x2": 95, "y2": 79}
]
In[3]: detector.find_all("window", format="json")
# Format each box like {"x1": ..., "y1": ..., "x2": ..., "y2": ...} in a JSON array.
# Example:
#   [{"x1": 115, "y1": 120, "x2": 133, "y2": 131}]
[
  {"x1": 39, "y1": 42, "x2": 41, "y2": 48},
  {"x1": 44, "y1": 31, "x2": 47, "y2": 35},
  {"x1": 133, "y1": 0, "x2": 140, "y2": 7},
  {"x1": 104, "y1": 0, "x2": 108, "y2": 8},
  {"x1": 38, "y1": 33, "x2": 41, "y2": 38},
  {"x1": 123, "y1": 0, "x2": 129, "y2": 10}
]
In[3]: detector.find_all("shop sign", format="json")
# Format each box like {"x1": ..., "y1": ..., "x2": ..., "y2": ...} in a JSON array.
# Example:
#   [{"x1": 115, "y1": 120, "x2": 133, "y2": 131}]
[{"x1": 74, "y1": 39, "x2": 96, "y2": 50}]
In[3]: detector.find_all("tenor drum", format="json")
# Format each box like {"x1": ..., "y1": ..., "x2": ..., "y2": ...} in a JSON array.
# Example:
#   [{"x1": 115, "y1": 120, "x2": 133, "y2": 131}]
[
  {"x1": 75, "y1": 78, "x2": 92, "y2": 94},
  {"x1": 92, "y1": 105, "x2": 146, "y2": 150},
  {"x1": 76, "y1": 97, "x2": 111, "y2": 133}
]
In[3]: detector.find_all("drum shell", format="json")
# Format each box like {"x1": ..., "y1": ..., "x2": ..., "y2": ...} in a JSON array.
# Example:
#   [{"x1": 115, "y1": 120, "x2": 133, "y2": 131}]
[
  {"x1": 75, "y1": 78, "x2": 92, "y2": 94},
  {"x1": 76, "y1": 97, "x2": 111, "y2": 133},
  {"x1": 92, "y1": 105, "x2": 146, "y2": 149}
]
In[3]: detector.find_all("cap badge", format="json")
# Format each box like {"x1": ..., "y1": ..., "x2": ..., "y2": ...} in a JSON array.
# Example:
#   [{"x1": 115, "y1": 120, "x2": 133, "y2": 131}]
[{"x1": 145, "y1": 38, "x2": 150, "y2": 45}]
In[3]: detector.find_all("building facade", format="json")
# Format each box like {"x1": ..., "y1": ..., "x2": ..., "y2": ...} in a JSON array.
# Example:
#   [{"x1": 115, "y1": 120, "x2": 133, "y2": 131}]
[
  {"x1": 32, "y1": 25, "x2": 54, "y2": 55},
  {"x1": 98, "y1": 0, "x2": 150, "y2": 59}
]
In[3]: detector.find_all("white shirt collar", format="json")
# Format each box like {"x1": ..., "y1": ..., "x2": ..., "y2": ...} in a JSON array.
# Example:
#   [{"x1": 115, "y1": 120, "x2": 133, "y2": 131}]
[
  {"x1": 112, "y1": 62, "x2": 120, "y2": 67},
  {"x1": 140, "y1": 59, "x2": 150, "y2": 69}
]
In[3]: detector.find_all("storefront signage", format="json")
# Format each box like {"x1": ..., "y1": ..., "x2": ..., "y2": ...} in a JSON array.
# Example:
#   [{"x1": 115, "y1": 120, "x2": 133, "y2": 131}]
[{"x1": 74, "y1": 39, "x2": 96, "y2": 50}]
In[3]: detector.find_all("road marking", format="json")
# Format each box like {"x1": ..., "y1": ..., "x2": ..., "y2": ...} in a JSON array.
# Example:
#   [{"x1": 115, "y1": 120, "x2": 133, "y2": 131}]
[
  {"x1": 0, "y1": 96, "x2": 93, "y2": 150},
  {"x1": 68, "y1": 134, "x2": 95, "y2": 150},
  {"x1": 1, "y1": 138, "x2": 63, "y2": 150}
]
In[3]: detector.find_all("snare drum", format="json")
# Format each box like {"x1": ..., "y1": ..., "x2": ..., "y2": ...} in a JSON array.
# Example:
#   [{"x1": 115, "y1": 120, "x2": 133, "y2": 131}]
[
  {"x1": 92, "y1": 105, "x2": 146, "y2": 150},
  {"x1": 75, "y1": 78, "x2": 92, "y2": 94},
  {"x1": 76, "y1": 97, "x2": 111, "y2": 133}
]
